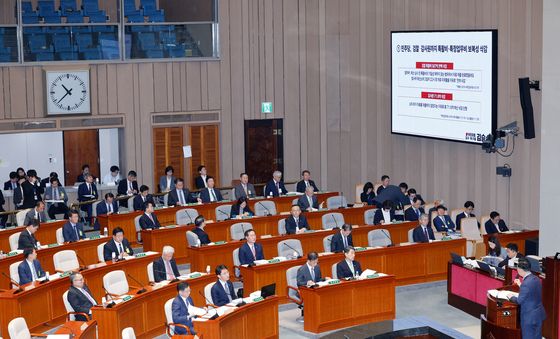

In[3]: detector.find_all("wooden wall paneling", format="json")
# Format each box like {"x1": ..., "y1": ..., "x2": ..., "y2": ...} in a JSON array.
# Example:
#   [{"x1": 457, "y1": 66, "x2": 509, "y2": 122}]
[
  {"x1": 163, "y1": 63, "x2": 172, "y2": 112},
  {"x1": 218, "y1": 0, "x2": 233, "y2": 186},
  {"x1": 186, "y1": 62, "x2": 202, "y2": 111},
  {"x1": 200, "y1": 62, "x2": 209, "y2": 110},
  {"x1": 207, "y1": 61, "x2": 221, "y2": 110},
  {"x1": 137, "y1": 63, "x2": 155, "y2": 186},
  {"x1": 189, "y1": 126, "x2": 203, "y2": 188},
  {"x1": 153, "y1": 128, "x2": 167, "y2": 189},
  {"x1": 9, "y1": 68, "x2": 26, "y2": 119},
  {"x1": 106, "y1": 64, "x2": 118, "y2": 114},
  {"x1": 272, "y1": 0, "x2": 284, "y2": 121},
  {"x1": 203, "y1": 125, "x2": 220, "y2": 186},
  {"x1": 153, "y1": 63, "x2": 168, "y2": 113}
]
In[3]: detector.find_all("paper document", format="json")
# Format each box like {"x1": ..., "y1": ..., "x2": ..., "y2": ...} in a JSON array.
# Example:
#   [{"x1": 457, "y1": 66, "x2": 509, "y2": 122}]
[{"x1": 488, "y1": 289, "x2": 518, "y2": 300}]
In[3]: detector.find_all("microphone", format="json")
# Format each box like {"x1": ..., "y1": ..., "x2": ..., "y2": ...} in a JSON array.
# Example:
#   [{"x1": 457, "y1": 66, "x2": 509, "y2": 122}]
[
  {"x1": 331, "y1": 214, "x2": 339, "y2": 229},
  {"x1": 283, "y1": 242, "x2": 302, "y2": 259},
  {"x1": 217, "y1": 208, "x2": 230, "y2": 220},
  {"x1": 338, "y1": 192, "x2": 345, "y2": 209},
  {"x1": 239, "y1": 223, "x2": 246, "y2": 241},
  {"x1": 2, "y1": 272, "x2": 23, "y2": 294},
  {"x1": 103, "y1": 287, "x2": 116, "y2": 308},
  {"x1": 126, "y1": 273, "x2": 147, "y2": 294},
  {"x1": 185, "y1": 210, "x2": 194, "y2": 225},
  {"x1": 76, "y1": 254, "x2": 88, "y2": 271},
  {"x1": 380, "y1": 229, "x2": 394, "y2": 247},
  {"x1": 198, "y1": 290, "x2": 214, "y2": 306},
  {"x1": 256, "y1": 201, "x2": 272, "y2": 216},
  {"x1": 152, "y1": 269, "x2": 180, "y2": 283}
]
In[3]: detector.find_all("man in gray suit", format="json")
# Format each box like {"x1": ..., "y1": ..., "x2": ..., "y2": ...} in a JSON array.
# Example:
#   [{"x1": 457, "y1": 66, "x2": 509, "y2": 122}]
[
  {"x1": 234, "y1": 173, "x2": 256, "y2": 199},
  {"x1": 296, "y1": 252, "x2": 324, "y2": 287},
  {"x1": 297, "y1": 186, "x2": 319, "y2": 212},
  {"x1": 44, "y1": 178, "x2": 69, "y2": 219},
  {"x1": 24, "y1": 201, "x2": 48, "y2": 225}
]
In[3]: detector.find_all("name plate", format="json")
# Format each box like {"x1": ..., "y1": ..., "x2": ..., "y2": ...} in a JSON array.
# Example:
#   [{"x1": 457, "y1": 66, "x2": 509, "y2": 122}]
[
  {"x1": 134, "y1": 253, "x2": 147, "y2": 258},
  {"x1": 7, "y1": 251, "x2": 19, "y2": 257},
  {"x1": 328, "y1": 279, "x2": 341, "y2": 285},
  {"x1": 48, "y1": 243, "x2": 60, "y2": 248},
  {"x1": 89, "y1": 235, "x2": 101, "y2": 240},
  {"x1": 252, "y1": 296, "x2": 264, "y2": 302},
  {"x1": 354, "y1": 247, "x2": 367, "y2": 252},
  {"x1": 214, "y1": 241, "x2": 227, "y2": 245},
  {"x1": 188, "y1": 273, "x2": 202, "y2": 279},
  {"x1": 122, "y1": 295, "x2": 133, "y2": 302},
  {"x1": 60, "y1": 271, "x2": 73, "y2": 278},
  {"x1": 366, "y1": 274, "x2": 379, "y2": 279},
  {"x1": 268, "y1": 258, "x2": 281, "y2": 264}
]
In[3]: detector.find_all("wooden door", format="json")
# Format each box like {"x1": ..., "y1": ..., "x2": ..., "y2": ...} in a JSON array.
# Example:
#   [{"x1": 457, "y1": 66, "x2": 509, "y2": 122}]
[
  {"x1": 189, "y1": 125, "x2": 220, "y2": 188},
  {"x1": 153, "y1": 127, "x2": 184, "y2": 191},
  {"x1": 244, "y1": 119, "x2": 284, "y2": 186},
  {"x1": 63, "y1": 130, "x2": 100, "y2": 185}
]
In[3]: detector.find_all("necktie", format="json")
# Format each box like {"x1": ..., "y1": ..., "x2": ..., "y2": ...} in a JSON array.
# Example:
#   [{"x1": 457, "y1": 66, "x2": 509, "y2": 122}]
[
  {"x1": 243, "y1": 184, "x2": 248, "y2": 195},
  {"x1": 164, "y1": 260, "x2": 175, "y2": 280},
  {"x1": 251, "y1": 245, "x2": 256, "y2": 259},
  {"x1": 210, "y1": 189, "x2": 216, "y2": 202},
  {"x1": 441, "y1": 216, "x2": 446, "y2": 227},
  {"x1": 73, "y1": 224, "x2": 79, "y2": 240},
  {"x1": 118, "y1": 242, "x2": 123, "y2": 254},
  {"x1": 308, "y1": 196, "x2": 313, "y2": 208},
  {"x1": 305, "y1": 181, "x2": 309, "y2": 188},
  {"x1": 80, "y1": 288, "x2": 97, "y2": 306},
  {"x1": 310, "y1": 266, "x2": 315, "y2": 281},
  {"x1": 12, "y1": 182, "x2": 16, "y2": 189},
  {"x1": 295, "y1": 218, "x2": 299, "y2": 228},
  {"x1": 275, "y1": 182, "x2": 279, "y2": 193},
  {"x1": 423, "y1": 227, "x2": 429, "y2": 240},
  {"x1": 128, "y1": 181, "x2": 132, "y2": 191},
  {"x1": 108, "y1": 203, "x2": 112, "y2": 213},
  {"x1": 54, "y1": 188, "x2": 59, "y2": 200},
  {"x1": 142, "y1": 196, "x2": 145, "y2": 202},
  {"x1": 349, "y1": 261, "x2": 355, "y2": 275},
  {"x1": 224, "y1": 282, "x2": 232, "y2": 302},
  {"x1": 179, "y1": 190, "x2": 185, "y2": 204},
  {"x1": 148, "y1": 214, "x2": 154, "y2": 225},
  {"x1": 416, "y1": 209, "x2": 420, "y2": 218},
  {"x1": 30, "y1": 261, "x2": 37, "y2": 280},
  {"x1": 343, "y1": 235, "x2": 348, "y2": 248}
]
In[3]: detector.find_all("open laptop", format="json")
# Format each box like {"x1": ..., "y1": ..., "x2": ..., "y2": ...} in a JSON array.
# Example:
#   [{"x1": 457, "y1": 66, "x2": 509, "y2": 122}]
[
  {"x1": 450, "y1": 252, "x2": 464, "y2": 266},
  {"x1": 476, "y1": 260, "x2": 493, "y2": 274},
  {"x1": 260, "y1": 283, "x2": 276, "y2": 298}
]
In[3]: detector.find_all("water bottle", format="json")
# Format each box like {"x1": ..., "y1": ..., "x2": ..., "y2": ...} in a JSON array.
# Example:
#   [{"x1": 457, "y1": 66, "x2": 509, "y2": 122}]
[
  {"x1": 206, "y1": 265, "x2": 211, "y2": 274},
  {"x1": 103, "y1": 227, "x2": 108, "y2": 237},
  {"x1": 112, "y1": 252, "x2": 116, "y2": 263},
  {"x1": 293, "y1": 251, "x2": 298, "y2": 259},
  {"x1": 36, "y1": 241, "x2": 41, "y2": 248},
  {"x1": 0, "y1": 250, "x2": 4, "y2": 259},
  {"x1": 45, "y1": 271, "x2": 50, "y2": 280},
  {"x1": 95, "y1": 178, "x2": 100, "y2": 185},
  {"x1": 196, "y1": 239, "x2": 201, "y2": 247}
]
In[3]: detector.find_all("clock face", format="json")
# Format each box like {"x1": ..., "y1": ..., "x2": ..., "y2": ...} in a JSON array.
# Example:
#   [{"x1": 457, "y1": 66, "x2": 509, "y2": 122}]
[{"x1": 46, "y1": 70, "x2": 90, "y2": 115}]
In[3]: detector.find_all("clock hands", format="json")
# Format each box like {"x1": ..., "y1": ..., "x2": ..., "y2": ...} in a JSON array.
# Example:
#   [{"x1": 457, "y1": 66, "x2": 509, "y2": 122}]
[{"x1": 57, "y1": 85, "x2": 73, "y2": 104}]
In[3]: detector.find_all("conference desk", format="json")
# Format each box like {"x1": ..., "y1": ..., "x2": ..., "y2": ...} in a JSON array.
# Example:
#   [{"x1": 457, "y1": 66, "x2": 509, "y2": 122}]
[
  {"x1": 194, "y1": 296, "x2": 280, "y2": 339},
  {"x1": 300, "y1": 275, "x2": 396, "y2": 333},
  {"x1": 185, "y1": 222, "x2": 418, "y2": 272},
  {"x1": 0, "y1": 219, "x2": 66, "y2": 252},
  {"x1": 483, "y1": 230, "x2": 539, "y2": 255},
  {"x1": 240, "y1": 238, "x2": 466, "y2": 302},
  {"x1": 99, "y1": 192, "x2": 340, "y2": 246},
  {"x1": 0, "y1": 252, "x2": 158, "y2": 335},
  {"x1": 0, "y1": 235, "x2": 110, "y2": 290},
  {"x1": 52, "y1": 320, "x2": 97, "y2": 339},
  {"x1": 92, "y1": 273, "x2": 216, "y2": 338}
]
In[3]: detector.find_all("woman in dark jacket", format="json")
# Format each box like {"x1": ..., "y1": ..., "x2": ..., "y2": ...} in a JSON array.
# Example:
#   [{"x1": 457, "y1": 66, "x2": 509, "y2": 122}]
[
  {"x1": 230, "y1": 196, "x2": 254, "y2": 219},
  {"x1": 360, "y1": 182, "x2": 375, "y2": 205}
]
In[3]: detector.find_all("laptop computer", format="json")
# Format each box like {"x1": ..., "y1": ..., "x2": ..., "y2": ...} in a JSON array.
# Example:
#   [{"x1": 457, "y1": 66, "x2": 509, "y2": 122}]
[
  {"x1": 450, "y1": 252, "x2": 464, "y2": 266},
  {"x1": 477, "y1": 260, "x2": 493, "y2": 274},
  {"x1": 260, "y1": 283, "x2": 276, "y2": 298}
]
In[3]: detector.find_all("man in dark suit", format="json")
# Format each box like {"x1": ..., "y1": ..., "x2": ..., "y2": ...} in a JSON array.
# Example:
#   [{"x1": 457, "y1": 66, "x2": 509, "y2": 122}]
[
  {"x1": 21, "y1": 170, "x2": 43, "y2": 209},
  {"x1": 455, "y1": 201, "x2": 477, "y2": 230},
  {"x1": 376, "y1": 175, "x2": 390, "y2": 195},
  {"x1": 284, "y1": 205, "x2": 309, "y2": 234},
  {"x1": 77, "y1": 174, "x2": 98, "y2": 221},
  {"x1": 374, "y1": 200, "x2": 396, "y2": 225},
  {"x1": 507, "y1": 258, "x2": 546, "y2": 339},
  {"x1": 167, "y1": 178, "x2": 199, "y2": 206},
  {"x1": 233, "y1": 173, "x2": 256, "y2": 199},
  {"x1": 0, "y1": 189, "x2": 5, "y2": 228},
  {"x1": 331, "y1": 224, "x2": 353, "y2": 252},
  {"x1": 18, "y1": 219, "x2": 40, "y2": 250},
  {"x1": 139, "y1": 201, "x2": 161, "y2": 230},
  {"x1": 4, "y1": 171, "x2": 19, "y2": 191},
  {"x1": 133, "y1": 185, "x2": 154, "y2": 211},
  {"x1": 404, "y1": 197, "x2": 424, "y2": 221},
  {"x1": 297, "y1": 186, "x2": 319, "y2": 212},
  {"x1": 103, "y1": 227, "x2": 134, "y2": 261},
  {"x1": 76, "y1": 164, "x2": 95, "y2": 183},
  {"x1": 192, "y1": 215, "x2": 211, "y2": 245},
  {"x1": 412, "y1": 214, "x2": 435, "y2": 243},
  {"x1": 485, "y1": 211, "x2": 509, "y2": 234},
  {"x1": 94, "y1": 193, "x2": 119, "y2": 230},
  {"x1": 296, "y1": 170, "x2": 319, "y2": 193},
  {"x1": 194, "y1": 165, "x2": 208, "y2": 189},
  {"x1": 373, "y1": 184, "x2": 409, "y2": 210},
  {"x1": 40, "y1": 172, "x2": 58, "y2": 188},
  {"x1": 238, "y1": 229, "x2": 265, "y2": 265},
  {"x1": 296, "y1": 252, "x2": 323, "y2": 287},
  {"x1": 199, "y1": 177, "x2": 223, "y2": 203},
  {"x1": 18, "y1": 248, "x2": 45, "y2": 285},
  {"x1": 433, "y1": 205, "x2": 456, "y2": 232},
  {"x1": 211, "y1": 265, "x2": 236, "y2": 306},
  {"x1": 117, "y1": 170, "x2": 138, "y2": 208},
  {"x1": 336, "y1": 246, "x2": 362, "y2": 279},
  {"x1": 406, "y1": 188, "x2": 425, "y2": 206},
  {"x1": 171, "y1": 282, "x2": 200, "y2": 335},
  {"x1": 13, "y1": 176, "x2": 26, "y2": 209},
  {"x1": 67, "y1": 273, "x2": 97, "y2": 321},
  {"x1": 62, "y1": 210, "x2": 86, "y2": 242},
  {"x1": 264, "y1": 170, "x2": 288, "y2": 197},
  {"x1": 499, "y1": 243, "x2": 524, "y2": 268},
  {"x1": 23, "y1": 201, "x2": 48, "y2": 225},
  {"x1": 153, "y1": 246, "x2": 181, "y2": 282}
]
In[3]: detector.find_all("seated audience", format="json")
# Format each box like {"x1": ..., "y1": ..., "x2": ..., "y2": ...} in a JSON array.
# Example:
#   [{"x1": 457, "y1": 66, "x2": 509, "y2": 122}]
[
  {"x1": 167, "y1": 178, "x2": 199, "y2": 206},
  {"x1": 117, "y1": 171, "x2": 139, "y2": 208},
  {"x1": 285, "y1": 205, "x2": 309, "y2": 234},
  {"x1": 192, "y1": 215, "x2": 211, "y2": 245},
  {"x1": 18, "y1": 219, "x2": 40, "y2": 250},
  {"x1": 40, "y1": 172, "x2": 58, "y2": 188},
  {"x1": 264, "y1": 170, "x2": 288, "y2": 197},
  {"x1": 296, "y1": 170, "x2": 319, "y2": 193},
  {"x1": 172, "y1": 282, "x2": 204, "y2": 335},
  {"x1": 485, "y1": 211, "x2": 509, "y2": 234},
  {"x1": 412, "y1": 214, "x2": 435, "y2": 243},
  {"x1": 133, "y1": 185, "x2": 154, "y2": 211},
  {"x1": 297, "y1": 252, "x2": 323, "y2": 287},
  {"x1": 488, "y1": 236, "x2": 507, "y2": 259},
  {"x1": 234, "y1": 173, "x2": 256, "y2": 199},
  {"x1": 297, "y1": 186, "x2": 319, "y2": 211},
  {"x1": 238, "y1": 229, "x2": 265, "y2": 265},
  {"x1": 18, "y1": 248, "x2": 45, "y2": 285},
  {"x1": 153, "y1": 246, "x2": 180, "y2": 282},
  {"x1": 404, "y1": 197, "x2": 424, "y2": 221},
  {"x1": 139, "y1": 201, "x2": 161, "y2": 230},
  {"x1": 62, "y1": 210, "x2": 86, "y2": 242},
  {"x1": 103, "y1": 227, "x2": 134, "y2": 261},
  {"x1": 195, "y1": 165, "x2": 209, "y2": 189},
  {"x1": 159, "y1": 166, "x2": 176, "y2": 193},
  {"x1": 499, "y1": 243, "x2": 524, "y2": 268},
  {"x1": 210, "y1": 265, "x2": 236, "y2": 306},
  {"x1": 432, "y1": 205, "x2": 456, "y2": 232},
  {"x1": 336, "y1": 246, "x2": 362, "y2": 279},
  {"x1": 103, "y1": 165, "x2": 121, "y2": 185},
  {"x1": 360, "y1": 182, "x2": 376, "y2": 205},
  {"x1": 455, "y1": 201, "x2": 477, "y2": 230},
  {"x1": 24, "y1": 201, "x2": 47, "y2": 225},
  {"x1": 373, "y1": 200, "x2": 395, "y2": 225},
  {"x1": 199, "y1": 177, "x2": 223, "y2": 203},
  {"x1": 67, "y1": 273, "x2": 97, "y2": 321},
  {"x1": 230, "y1": 196, "x2": 254, "y2": 219},
  {"x1": 44, "y1": 177, "x2": 69, "y2": 219},
  {"x1": 331, "y1": 224, "x2": 353, "y2": 253}
]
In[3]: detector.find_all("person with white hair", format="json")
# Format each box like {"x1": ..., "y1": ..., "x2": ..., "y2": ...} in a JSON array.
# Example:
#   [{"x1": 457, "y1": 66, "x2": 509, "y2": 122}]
[
  {"x1": 264, "y1": 170, "x2": 288, "y2": 197},
  {"x1": 152, "y1": 246, "x2": 180, "y2": 282}
]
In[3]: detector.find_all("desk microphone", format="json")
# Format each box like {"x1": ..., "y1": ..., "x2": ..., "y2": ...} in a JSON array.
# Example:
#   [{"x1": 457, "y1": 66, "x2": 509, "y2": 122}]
[
  {"x1": 217, "y1": 208, "x2": 230, "y2": 221},
  {"x1": 283, "y1": 242, "x2": 302, "y2": 259},
  {"x1": 103, "y1": 287, "x2": 116, "y2": 308},
  {"x1": 185, "y1": 210, "x2": 194, "y2": 225},
  {"x1": 152, "y1": 269, "x2": 180, "y2": 283},
  {"x1": 331, "y1": 214, "x2": 339, "y2": 229},
  {"x1": 380, "y1": 229, "x2": 394, "y2": 247},
  {"x1": 126, "y1": 274, "x2": 147, "y2": 294},
  {"x1": 2, "y1": 272, "x2": 23, "y2": 294},
  {"x1": 256, "y1": 201, "x2": 272, "y2": 216}
]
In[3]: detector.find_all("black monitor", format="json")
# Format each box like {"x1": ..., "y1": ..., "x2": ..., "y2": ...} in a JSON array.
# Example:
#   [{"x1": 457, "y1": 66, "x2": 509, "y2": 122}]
[{"x1": 260, "y1": 283, "x2": 276, "y2": 299}]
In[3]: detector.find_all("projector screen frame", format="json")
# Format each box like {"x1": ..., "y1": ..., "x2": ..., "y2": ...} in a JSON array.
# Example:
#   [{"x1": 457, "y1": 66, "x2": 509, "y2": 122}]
[{"x1": 390, "y1": 29, "x2": 498, "y2": 145}]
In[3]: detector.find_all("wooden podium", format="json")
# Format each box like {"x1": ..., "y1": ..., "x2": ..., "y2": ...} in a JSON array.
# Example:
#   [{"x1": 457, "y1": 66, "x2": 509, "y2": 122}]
[{"x1": 481, "y1": 285, "x2": 521, "y2": 339}]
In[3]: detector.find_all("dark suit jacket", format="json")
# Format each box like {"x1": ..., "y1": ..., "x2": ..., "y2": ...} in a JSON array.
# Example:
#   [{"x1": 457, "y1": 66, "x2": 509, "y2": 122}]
[
  {"x1": 103, "y1": 238, "x2": 134, "y2": 261},
  {"x1": 77, "y1": 182, "x2": 98, "y2": 202},
  {"x1": 62, "y1": 221, "x2": 86, "y2": 242},
  {"x1": 199, "y1": 188, "x2": 223, "y2": 203},
  {"x1": 485, "y1": 219, "x2": 509, "y2": 234},
  {"x1": 331, "y1": 232, "x2": 353, "y2": 253},
  {"x1": 238, "y1": 242, "x2": 264, "y2": 265},
  {"x1": 498, "y1": 253, "x2": 524, "y2": 268},
  {"x1": 296, "y1": 180, "x2": 319, "y2": 193},
  {"x1": 192, "y1": 227, "x2": 211, "y2": 245},
  {"x1": 76, "y1": 174, "x2": 95, "y2": 183},
  {"x1": 412, "y1": 225, "x2": 435, "y2": 243},
  {"x1": 96, "y1": 200, "x2": 119, "y2": 215},
  {"x1": 510, "y1": 273, "x2": 546, "y2": 327},
  {"x1": 211, "y1": 280, "x2": 236, "y2": 306},
  {"x1": 153, "y1": 257, "x2": 180, "y2": 282},
  {"x1": 139, "y1": 213, "x2": 161, "y2": 230},
  {"x1": 360, "y1": 192, "x2": 375, "y2": 205},
  {"x1": 133, "y1": 194, "x2": 154, "y2": 211},
  {"x1": 455, "y1": 212, "x2": 476, "y2": 230},
  {"x1": 0, "y1": 189, "x2": 4, "y2": 213},
  {"x1": 194, "y1": 176, "x2": 207, "y2": 189},
  {"x1": 373, "y1": 209, "x2": 395, "y2": 225},
  {"x1": 296, "y1": 264, "x2": 322, "y2": 286},
  {"x1": 404, "y1": 207, "x2": 425, "y2": 221},
  {"x1": 297, "y1": 194, "x2": 319, "y2": 211},
  {"x1": 230, "y1": 204, "x2": 254, "y2": 218},
  {"x1": 167, "y1": 188, "x2": 195, "y2": 206},
  {"x1": 171, "y1": 295, "x2": 196, "y2": 335},
  {"x1": 18, "y1": 230, "x2": 38, "y2": 250},
  {"x1": 117, "y1": 180, "x2": 138, "y2": 207},
  {"x1": 373, "y1": 185, "x2": 409, "y2": 208},
  {"x1": 233, "y1": 183, "x2": 256, "y2": 199},
  {"x1": 336, "y1": 260, "x2": 362, "y2": 279},
  {"x1": 4, "y1": 180, "x2": 18, "y2": 191},
  {"x1": 284, "y1": 215, "x2": 309, "y2": 234},
  {"x1": 21, "y1": 180, "x2": 43, "y2": 209},
  {"x1": 18, "y1": 259, "x2": 45, "y2": 285},
  {"x1": 13, "y1": 186, "x2": 23, "y2": 208},
  {"x1": 67, "y1": 285, "x2": 96, "y2": 321},
  {"x1": 264, "y1": 180, "x2": 287, "y2": 197},
  {"x1": 433, "y1": 215, "x2": 456, "y2": 232}
]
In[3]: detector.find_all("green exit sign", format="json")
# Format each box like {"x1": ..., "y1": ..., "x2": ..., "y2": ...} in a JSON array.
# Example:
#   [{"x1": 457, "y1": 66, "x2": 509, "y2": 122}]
[{"x1": 261, "y1": 102, "x2": 273, "y2": 114}]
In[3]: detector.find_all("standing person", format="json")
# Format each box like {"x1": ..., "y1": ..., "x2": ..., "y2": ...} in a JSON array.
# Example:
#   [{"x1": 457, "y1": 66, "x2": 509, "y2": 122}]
[
  {"x1": 194, "y1": 165, "x2": 208, "y2": 189},
  {"x1": 159, "y1": 166, "x2": 176, "y2": 193}
]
